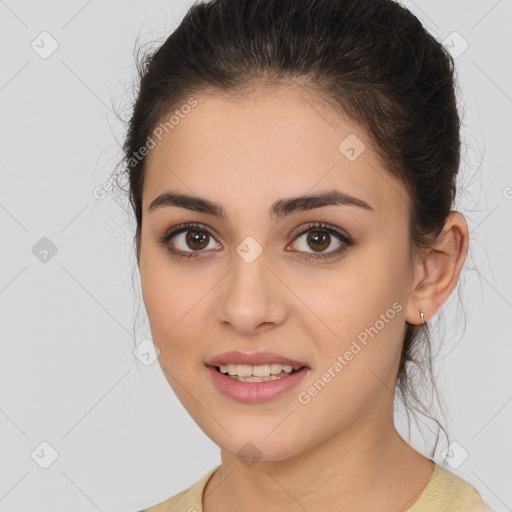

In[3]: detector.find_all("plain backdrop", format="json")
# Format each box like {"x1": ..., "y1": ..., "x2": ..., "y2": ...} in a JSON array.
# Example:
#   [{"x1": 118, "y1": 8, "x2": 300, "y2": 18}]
[{"x1": 0, "y1": 0, "x2": 511, "y2": 511}]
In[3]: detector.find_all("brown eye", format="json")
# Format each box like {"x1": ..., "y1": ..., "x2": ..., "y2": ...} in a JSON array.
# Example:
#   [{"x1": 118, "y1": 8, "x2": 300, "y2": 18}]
[
  {"x1": 305, "y1": 230, "x2": 331, "y2": 252},
  {"x1": 184, "y1": 229, "x2": 210, "y2": 250},
  {"x1": 289, "y1": 222, "x2": 354, "y2": 260},
  {"x1": 158, "y1": 222, "x2": 221, "y2": 257}
]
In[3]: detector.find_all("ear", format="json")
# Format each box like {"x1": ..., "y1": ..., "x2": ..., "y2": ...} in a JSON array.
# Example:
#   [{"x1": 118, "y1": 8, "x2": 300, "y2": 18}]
[{"x1": 405, "y1": 212, "x2": 469, "y2": 325}]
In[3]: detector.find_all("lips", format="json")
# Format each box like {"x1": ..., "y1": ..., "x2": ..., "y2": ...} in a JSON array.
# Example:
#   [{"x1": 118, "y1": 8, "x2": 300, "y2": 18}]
[
  {"x1": 205, "y1": 350, "x2": 309, "y2": 368},
  {"x1": 206, "y1": 365, "x2": 310, "y2": 403}
]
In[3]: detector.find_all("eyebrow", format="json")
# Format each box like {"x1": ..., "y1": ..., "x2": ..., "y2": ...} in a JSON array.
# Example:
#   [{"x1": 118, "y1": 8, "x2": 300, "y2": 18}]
[{"x1": 148, "y1": 189, "x2": 374, "y2": 222}]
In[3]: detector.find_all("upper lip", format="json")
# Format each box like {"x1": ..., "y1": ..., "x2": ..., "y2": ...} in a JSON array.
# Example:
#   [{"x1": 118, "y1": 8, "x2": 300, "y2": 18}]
[{"x1": 205, "y1": 350, "x2": 309, "y2": 368}]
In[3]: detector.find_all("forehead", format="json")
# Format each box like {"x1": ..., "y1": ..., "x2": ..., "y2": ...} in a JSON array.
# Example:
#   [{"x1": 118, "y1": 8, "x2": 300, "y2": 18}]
[{"x1": 142, "y1": 86, "x2": 409, "y2": 220}]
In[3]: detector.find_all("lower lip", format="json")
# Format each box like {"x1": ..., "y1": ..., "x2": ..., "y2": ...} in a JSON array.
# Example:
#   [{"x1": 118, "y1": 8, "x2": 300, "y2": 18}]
[{"x1": 206, "y1": 365, "x2": 309, "y2": 403}]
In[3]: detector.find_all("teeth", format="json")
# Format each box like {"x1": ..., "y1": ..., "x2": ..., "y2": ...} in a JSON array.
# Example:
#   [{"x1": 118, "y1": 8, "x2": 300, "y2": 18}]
[
  {"x1": 229, "y1": 374, "x2": 285, "y2": 382},
  {"x1": 218, "y1": 363, "x2": 299, "y2": 377},
  {"x1": 269, "y1": 363, "x2": 283, "y2": 375},
  {"x1": 252, "y1": 364, "x2": 270, "y2": 377}
]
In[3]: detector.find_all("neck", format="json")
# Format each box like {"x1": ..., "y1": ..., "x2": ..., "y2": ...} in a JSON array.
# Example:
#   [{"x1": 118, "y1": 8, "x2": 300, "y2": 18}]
[{"x1": 203, "y1": 411, "x2": 434, "y2": 512}]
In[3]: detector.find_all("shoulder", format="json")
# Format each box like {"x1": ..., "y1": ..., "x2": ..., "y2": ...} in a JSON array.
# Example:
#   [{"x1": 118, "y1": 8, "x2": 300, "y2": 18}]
[
  {"x1": 138, "y1": 465, "x2": 221, "y2": 512},
  {"x1": 407, "y1": 463, "x2": 494, "y2": 512}
]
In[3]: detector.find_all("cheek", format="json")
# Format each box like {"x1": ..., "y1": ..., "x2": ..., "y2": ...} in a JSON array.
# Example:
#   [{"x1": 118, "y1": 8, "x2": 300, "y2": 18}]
[
  {"x1": 292, "y1": 250, "x2": 407, "y2": 389},
  {"x1": 142, "y1": 281, "x2": 196, "y2": 357},
  {"x1": 140, "y1": 246, "x2": 197, "y2": 355},
  {"x1": 295, "y1": 252, "x2": 404, "y2": 339}
]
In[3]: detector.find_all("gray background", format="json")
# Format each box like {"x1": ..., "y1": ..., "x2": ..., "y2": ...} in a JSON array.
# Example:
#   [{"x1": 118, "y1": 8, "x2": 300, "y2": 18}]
[{"x1": 0, "y1": 0, "x2": 511, "y2": 511}]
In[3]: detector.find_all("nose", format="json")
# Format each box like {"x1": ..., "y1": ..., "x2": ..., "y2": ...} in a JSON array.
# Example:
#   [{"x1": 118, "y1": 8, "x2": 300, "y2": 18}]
[{"x1": 216, "y1": 250, "x2": 288, "y2": 336}]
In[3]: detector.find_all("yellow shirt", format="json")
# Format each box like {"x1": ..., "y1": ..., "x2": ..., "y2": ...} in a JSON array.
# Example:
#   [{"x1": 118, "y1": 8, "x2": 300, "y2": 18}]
[{"x1": 139, "y1": 463, "x2": 493, "y2": 512}]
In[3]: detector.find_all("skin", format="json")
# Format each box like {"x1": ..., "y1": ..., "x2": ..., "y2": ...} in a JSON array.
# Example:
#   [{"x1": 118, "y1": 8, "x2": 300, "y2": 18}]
[{"x1": 137, "y1": 85, "x2": 469, "y2": 512}]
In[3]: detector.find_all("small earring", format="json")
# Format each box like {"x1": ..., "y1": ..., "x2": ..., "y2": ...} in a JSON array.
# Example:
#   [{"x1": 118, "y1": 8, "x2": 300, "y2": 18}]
[{"x1": 420, "y1": 310, "x2": 425, "y2": 325}]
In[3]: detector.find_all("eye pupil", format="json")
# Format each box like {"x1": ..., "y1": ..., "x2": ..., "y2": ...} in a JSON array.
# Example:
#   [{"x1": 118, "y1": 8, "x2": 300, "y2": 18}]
[
  {"x1": 186, "y1": 230, "x2": 209, "y2": 250},
  {"x1": 307, "y1": 231, "x2": 330, "y2": 252}
]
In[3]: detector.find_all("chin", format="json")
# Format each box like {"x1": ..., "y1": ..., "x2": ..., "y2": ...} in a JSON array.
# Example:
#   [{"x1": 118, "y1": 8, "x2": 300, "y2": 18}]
[
  {"x1": 222, "y1": 438, "x2": 304, "y2": 463},
  {"x1": 198, "y1": 417, "x2": 309, "y2": 463}
]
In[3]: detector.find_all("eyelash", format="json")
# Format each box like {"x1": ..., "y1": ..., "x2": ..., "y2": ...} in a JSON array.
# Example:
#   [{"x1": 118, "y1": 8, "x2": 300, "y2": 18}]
[{"x1": 157, "y1": 221, "x2": 354, "y2": 261}]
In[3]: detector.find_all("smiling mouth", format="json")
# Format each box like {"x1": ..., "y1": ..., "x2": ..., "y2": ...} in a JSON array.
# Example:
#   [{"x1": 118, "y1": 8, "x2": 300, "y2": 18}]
[{"x1": 214, "y1": 364, "x2": 304, "y2": 382}]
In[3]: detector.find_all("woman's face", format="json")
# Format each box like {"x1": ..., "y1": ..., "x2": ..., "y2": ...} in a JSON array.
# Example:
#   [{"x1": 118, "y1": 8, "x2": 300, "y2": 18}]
[{"x1": 138, "y1": 85, "x2": 418, "y2": 460}]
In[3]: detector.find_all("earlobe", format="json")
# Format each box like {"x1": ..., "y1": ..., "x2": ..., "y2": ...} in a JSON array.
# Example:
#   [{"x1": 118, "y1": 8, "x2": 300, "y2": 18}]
[{"x1": 405, "y1": 212, "x2": 469, "y2": 325}]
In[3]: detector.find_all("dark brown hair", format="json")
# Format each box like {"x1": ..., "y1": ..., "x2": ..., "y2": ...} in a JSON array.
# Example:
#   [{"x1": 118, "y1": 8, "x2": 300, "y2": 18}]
[{"x1": 116, "y1": 0, "x2": 467, "y2": 457}]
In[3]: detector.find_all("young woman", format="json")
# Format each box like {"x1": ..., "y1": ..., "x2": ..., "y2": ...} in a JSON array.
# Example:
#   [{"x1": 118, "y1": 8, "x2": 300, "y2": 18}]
[{"x1": 118, "y1": 0, "x2": 493, "y2": 510}]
